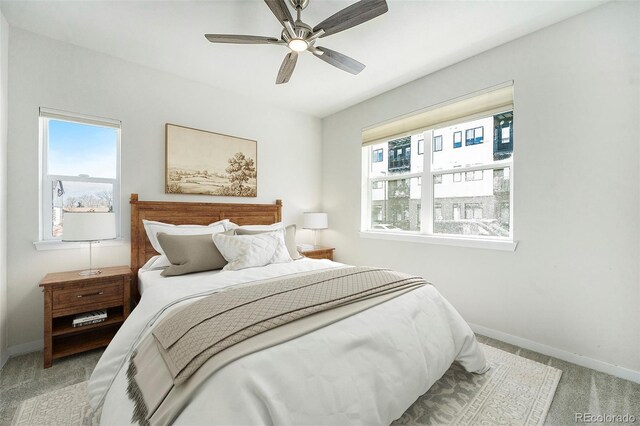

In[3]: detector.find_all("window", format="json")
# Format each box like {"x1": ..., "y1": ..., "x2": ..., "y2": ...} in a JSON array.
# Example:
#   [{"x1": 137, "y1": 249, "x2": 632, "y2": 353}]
[
  {"x1": 434, "y1": 204, "x2": 443, "y2": 221},
  {"x1": 465, "y1": 170, "x2": 483, "y2": 181},
  {"x1": 433, "y1": 135, "x2": 443, "y2": 152},
  {"x1": 417, "y1": 139, "x2": 424, "y2": 155},
  {"x1": 465, "y1": 127, "x2": 484, "y2": 145},
  {"x1": 372, "y1": 148, "x2": 383, "y2": 163},
  {"x1": 40, "y1": 108, "x2": 121, "y2": 240},
  {"x1": 453, "y1": 203, "x2": 461, "y2": 220},
  {"x1": 453, "y1": 131, "x2": 462, "y2": 149},
  {"x1": 465, "y1": 203, "x2": 483, "y2": 219},
  {"x1": 361, "y1": 84, "x2": 514, "y2": 244}
]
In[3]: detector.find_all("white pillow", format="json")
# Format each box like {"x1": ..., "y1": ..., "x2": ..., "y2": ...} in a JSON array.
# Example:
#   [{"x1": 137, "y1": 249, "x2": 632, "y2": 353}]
[
  {"x1": 143, "y1": 219, "x2": 228, "y2": 255},
  {"x1": 213, "y1": 229, "x2": 292, "y2": 271},
  {"x1": 140, "y1": 255, "x2": 172, "y2": 271}
]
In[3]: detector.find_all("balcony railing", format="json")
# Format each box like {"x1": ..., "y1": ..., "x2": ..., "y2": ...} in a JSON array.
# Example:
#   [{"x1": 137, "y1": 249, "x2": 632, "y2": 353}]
[{"x1": 388, "y1": 158, "x2": 411, "y2": 171}]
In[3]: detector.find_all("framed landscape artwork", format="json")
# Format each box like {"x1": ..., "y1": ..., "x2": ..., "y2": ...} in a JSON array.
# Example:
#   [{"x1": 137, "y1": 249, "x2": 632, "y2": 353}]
[{"x1": 165, "y1": 123, "x2": 257, "y2": 197}]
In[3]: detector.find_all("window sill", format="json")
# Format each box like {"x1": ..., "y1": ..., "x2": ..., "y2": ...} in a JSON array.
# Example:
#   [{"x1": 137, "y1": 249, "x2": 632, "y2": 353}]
[
  {"x1": 359, "y1": 231, "x2": 517, "y2": 252},
  {"x1": 33, "y1": 238, "x2": 126, "y2": 251}
]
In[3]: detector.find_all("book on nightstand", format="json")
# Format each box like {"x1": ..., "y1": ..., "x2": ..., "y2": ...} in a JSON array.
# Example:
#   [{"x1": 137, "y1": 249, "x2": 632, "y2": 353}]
[{"x1": 72, "y1": 310, "x2": 107, "y2": 327}]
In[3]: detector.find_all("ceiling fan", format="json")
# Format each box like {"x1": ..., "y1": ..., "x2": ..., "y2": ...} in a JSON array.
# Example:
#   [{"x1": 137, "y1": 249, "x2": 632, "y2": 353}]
[{"x1": 205, "y1": 0, "x2": 389, "y2": 84}]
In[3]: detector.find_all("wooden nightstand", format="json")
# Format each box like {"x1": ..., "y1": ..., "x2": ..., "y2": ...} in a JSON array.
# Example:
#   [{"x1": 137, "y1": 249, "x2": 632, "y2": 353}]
[
  {"x1": 300, "y1": 246, "x2": 335, "y2": 261},
  {"x1": 39, "y1": 265, "x2": 132, "y2": 368}
]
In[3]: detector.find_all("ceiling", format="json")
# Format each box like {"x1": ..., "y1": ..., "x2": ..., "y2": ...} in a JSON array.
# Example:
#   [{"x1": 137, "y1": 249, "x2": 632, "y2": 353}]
[{"x1": 1, "y1": 0, "x2": 604, "y2": 118}]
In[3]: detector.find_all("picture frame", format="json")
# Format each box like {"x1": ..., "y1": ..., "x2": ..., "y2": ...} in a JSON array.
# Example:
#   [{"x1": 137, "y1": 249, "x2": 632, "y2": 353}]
[{"x1": 165, "y1": 123, "x2": 257, "y2": 197}]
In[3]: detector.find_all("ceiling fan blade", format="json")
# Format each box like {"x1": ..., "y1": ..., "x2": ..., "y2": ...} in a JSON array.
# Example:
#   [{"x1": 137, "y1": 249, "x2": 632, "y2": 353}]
[
  {"x1": 264, "y1": 0, "x2": 294, "y2": 28},
  {"x1": 313, "y1": 47, "x2": 365, "y2": 75},
  {"x1": 313, "y1": 0, "x2": 388, "y2": 38},
  {"x1": 276, "y1": 52, "x2": 298, "y2": 84},
  {"x1": 205, "y1": 34, "x2": 283, "y2": 45}
]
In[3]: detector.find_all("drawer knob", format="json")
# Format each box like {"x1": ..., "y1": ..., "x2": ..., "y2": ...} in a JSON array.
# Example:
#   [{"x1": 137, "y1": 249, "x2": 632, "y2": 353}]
[{"x1": 77, "y1": 291, "x2": 104, "y2": 298}]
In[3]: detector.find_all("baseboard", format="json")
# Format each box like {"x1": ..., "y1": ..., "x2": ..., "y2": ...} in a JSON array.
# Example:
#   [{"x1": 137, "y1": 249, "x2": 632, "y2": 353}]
[
  {"x1": 0, "y1": 349, "x2": 8, "y2": 370},
  {"x1": 469, "y1": 323, "x2": 640, "y2": 384},
  {"x1": 7, "y1": 339, "x2": 43, "y2": 357}
]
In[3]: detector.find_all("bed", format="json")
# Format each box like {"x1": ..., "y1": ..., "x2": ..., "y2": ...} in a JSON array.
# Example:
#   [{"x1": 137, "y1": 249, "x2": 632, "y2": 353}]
[{"x1": 88, "y1": 194, "x2": 488, "y2": 425}]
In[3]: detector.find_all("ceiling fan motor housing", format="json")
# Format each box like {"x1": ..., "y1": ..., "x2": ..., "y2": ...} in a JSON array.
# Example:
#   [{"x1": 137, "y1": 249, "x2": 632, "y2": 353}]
[{"x1": 289, "y1": 0, "x2": 309, "y2": 10}]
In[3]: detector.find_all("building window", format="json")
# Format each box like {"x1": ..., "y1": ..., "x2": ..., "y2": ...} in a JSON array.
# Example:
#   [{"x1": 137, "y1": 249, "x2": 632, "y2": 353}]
[
  {"x1": 434, "y1": 204, "x2": 443, "y2": 221},
  {"x1": 465, "y1": 170, "x2": 483, "y2": 181},
  {"x1": 453, "y1": 203, "x2": 461, "y2": 220},
  {"x1": 417, "y1": 139, "x2": 424, "y2": 155},
  {"x1": 40, "y1": 108, "x2": 121, "y2": 240},
  {"x1": 433, "y1": 135, "x2": 443, "y2": 152},
  {"x1": 388, "y1": 137, "x2": 412, "y2": 174},
  {"x1": 453, "y1": 131, "x2": 462, "y2": 149},
  {"x1": 465, "y1": 203, "x2": 483, "y2": 219},
  {"x1": 372, "y1": 148, "x2": 383, "y2": 163},
  {"x1": 361, "y1": 85, "x2": 514, "y2": 242},
  {"x1": 465, "y1": 127, "x2": 484, "y2": 145},
  {"x1": 493, "y1": 112, "x2": 513, "y2": 161}
]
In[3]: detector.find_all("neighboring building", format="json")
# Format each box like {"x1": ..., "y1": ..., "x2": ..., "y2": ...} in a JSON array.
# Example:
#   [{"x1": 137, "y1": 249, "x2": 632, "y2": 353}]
[{"x1": 370, "y1": 112, "x2": 513, "y2": 236}]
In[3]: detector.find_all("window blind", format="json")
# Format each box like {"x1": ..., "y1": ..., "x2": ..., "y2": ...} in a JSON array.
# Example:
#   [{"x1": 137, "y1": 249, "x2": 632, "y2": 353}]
[
  {"x1": 39, "y1": 107, "x2": 121, "y2": 129},
  {"x1": 362, "y1": 83, "x2": 513, "y2": 147}
]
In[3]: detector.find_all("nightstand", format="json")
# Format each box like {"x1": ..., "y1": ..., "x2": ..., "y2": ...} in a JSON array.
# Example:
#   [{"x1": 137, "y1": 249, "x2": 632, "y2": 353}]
[
  {"x1": 39, "y1": 265, "x2": 131, "y2": 368},
  {"x1": 300, "y1": 246, "x2": 335, "y2": 261}
]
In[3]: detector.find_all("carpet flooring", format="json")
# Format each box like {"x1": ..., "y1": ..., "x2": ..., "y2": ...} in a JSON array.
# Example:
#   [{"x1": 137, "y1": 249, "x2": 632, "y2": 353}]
[
  {"x1": 11, "y1": 344, "x2": 561, "y2": 426},
  {"x1": 1, "y1": 335, "x2": 639, "y2": 425}
]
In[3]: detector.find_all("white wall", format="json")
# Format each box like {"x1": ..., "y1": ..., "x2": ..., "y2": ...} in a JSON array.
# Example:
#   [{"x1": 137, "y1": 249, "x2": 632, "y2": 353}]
[
  {"x1": 322, "y1": 1, "x2": 640, "y2": 376},
  {"x1": 6, "y1": 28, "x2": 322, "y2": 348},
  {"x1": 0, "y1": 10, "x2": 8, "y2": 368}
]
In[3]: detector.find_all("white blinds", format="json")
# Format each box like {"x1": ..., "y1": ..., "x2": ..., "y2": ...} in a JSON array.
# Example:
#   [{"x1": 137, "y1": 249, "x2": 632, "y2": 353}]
[
  {"x1": 39, "y1": 107, "x2": 121, "y2": 129},
  {"x1": 362, "y1": 83, "x2": 513, "y2": 147}
]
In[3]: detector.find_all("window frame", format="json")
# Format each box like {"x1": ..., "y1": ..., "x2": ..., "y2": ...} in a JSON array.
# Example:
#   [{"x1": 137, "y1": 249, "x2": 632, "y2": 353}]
[
  {"x1": 39, "y1": 108, "x2": 122, "y2": 242},
  {"x1": 433, "y1": 135, "x2": 443, "y2": 152},
  {"x1": 465, "y1": 126, "x2": 484, "y2": 146},
  {"x1": 453, "y1": 131, "x2": 462, "y2": 149},
  {"x1": 361, "y1": 111, "x2": 515, "y2": 251},
  {"x1": 372, "y1": 148, "x2": 383, "y2": 163}
]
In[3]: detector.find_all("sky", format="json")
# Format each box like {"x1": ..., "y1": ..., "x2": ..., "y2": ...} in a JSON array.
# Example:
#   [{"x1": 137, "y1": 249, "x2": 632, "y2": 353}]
[{"x1": 48, "y1": 119, "x2": 117, "y2": 179}]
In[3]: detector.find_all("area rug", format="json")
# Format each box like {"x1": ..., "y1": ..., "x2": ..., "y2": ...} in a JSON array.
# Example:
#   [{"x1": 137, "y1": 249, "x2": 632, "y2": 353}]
[
  {"x1": 10, "y1": 381, "x2": 98, "y2": 426},
  {"x1": 393, "y1": 344, "x2": 562, "y2": 425},
  {"x1": 12, "y1": 343, "x2": 561, "y2": 426}
]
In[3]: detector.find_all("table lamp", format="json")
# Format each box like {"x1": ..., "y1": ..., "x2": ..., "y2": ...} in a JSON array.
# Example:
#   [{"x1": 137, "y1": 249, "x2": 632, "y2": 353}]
[
  {"x1": 303, "y1": 212, "x2": 328, "y2": 247},
  {"x1": 62, "y1": 212, "x2": 116, "y2": 276}
]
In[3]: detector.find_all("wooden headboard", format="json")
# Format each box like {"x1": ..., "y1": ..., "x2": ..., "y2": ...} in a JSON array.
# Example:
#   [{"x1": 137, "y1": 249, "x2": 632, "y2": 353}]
[{"x1": 130, "y1": 193, "x2": 282, "y2": 300}]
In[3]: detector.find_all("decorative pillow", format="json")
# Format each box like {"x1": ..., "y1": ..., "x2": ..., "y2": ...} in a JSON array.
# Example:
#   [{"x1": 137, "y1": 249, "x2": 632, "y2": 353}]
[
  {"x1": 157, "y1": 232, "x2": 230, "y2": 277},
  {"x1": 142, "y1": 219, "x2": 228, "y2": 255},
  {"x1": 213, "y1": 229, "x2": 292, "y2": 271},
  {"x1": 235, "y1": 225, "x2": 302, "y2": 260},
  {"x1": 224, "y1": 222, "x2": 283, "y2": 231}
]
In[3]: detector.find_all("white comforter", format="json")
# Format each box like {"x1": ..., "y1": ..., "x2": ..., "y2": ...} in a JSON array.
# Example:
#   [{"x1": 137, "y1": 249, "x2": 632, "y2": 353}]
[{"x1": 89, "y1": 259, "x2": 488, "y2": 425}]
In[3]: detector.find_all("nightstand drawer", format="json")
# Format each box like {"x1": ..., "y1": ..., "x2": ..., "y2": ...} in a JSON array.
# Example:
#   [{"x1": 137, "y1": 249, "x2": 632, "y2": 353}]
[{"x1": 52, "y1": 281, "x2": 123, "y2": 315}]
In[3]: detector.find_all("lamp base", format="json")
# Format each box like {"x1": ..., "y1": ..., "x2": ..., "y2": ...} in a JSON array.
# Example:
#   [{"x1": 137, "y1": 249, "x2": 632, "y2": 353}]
[{"x1": 78, "y1": 270, "x2": 102, "y2": 276}]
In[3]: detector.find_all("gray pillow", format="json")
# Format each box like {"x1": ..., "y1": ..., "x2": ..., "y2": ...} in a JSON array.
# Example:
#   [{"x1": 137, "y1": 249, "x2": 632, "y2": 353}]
[
  {"x1": 235, "y1": 225, "x2": 302, "y2": 260},
  {"x1": 157, "y1": 231, "x2": 231, "y2": 277}
]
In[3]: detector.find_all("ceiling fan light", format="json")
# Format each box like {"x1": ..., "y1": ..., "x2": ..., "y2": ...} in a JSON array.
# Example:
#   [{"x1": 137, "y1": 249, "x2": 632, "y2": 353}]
[{"x1": 288, "y1": 38, "x2": 308, "y2": 52}]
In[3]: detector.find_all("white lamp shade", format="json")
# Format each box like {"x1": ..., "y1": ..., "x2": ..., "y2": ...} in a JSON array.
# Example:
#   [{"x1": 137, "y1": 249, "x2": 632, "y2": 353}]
[
  {"x1": 303, "y1": 212, "x2": 328, "y2": 230},
  {"x1": 62, "y1": 212, "x2": 116, "y2": 242}
]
